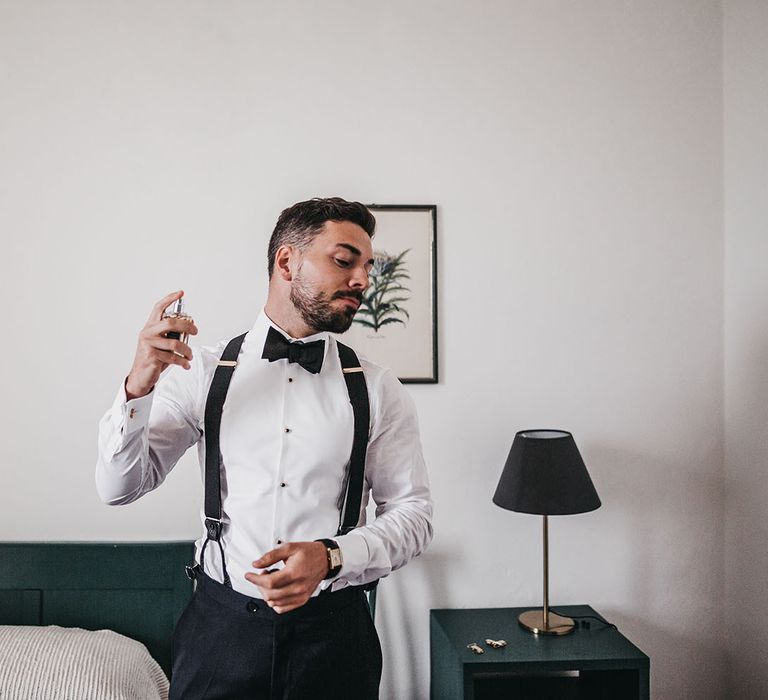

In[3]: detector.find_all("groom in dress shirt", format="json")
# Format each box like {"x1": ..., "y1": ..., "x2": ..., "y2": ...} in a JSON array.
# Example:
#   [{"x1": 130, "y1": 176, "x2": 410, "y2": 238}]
[{"x1": 96, "y1": 197, "x2": 433, "y2": 699}]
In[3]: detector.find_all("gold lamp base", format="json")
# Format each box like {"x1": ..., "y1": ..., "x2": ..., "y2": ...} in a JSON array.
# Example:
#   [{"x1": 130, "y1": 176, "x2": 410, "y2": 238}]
[{"x1": 518, "y1": 610, "x2": 575, "y2": 636}]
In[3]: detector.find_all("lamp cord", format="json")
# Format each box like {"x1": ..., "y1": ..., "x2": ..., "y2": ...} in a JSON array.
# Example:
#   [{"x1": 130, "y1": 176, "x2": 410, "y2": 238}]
[{"x1": 549, "y1": 609, "x2": 617, "y2": 631}]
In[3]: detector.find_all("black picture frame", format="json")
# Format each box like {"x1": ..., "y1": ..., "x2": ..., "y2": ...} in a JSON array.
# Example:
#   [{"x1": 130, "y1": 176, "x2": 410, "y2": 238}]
[{"x1": 338, "y1": 204, "x2": 438, "y2": 384}]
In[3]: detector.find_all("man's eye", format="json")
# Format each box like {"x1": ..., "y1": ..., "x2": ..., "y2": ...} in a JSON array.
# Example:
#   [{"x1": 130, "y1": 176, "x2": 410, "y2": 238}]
[{"x1": 335, "y1": 258, "x2": 351, "y2": 267}]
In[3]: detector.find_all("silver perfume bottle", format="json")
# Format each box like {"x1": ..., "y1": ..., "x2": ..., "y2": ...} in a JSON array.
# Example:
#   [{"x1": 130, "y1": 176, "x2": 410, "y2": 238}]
[{"x1": 163, "y1": 297, "x2": 192, "y2": 345}]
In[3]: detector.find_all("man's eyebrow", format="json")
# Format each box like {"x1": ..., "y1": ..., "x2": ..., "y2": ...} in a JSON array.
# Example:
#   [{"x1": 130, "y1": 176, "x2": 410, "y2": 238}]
[{"x1": 336, "y1": 243, "x2": 374, "y2": 266}]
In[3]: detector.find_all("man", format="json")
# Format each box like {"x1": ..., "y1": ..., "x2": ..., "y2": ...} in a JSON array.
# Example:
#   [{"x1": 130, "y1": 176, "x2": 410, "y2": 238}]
[{"x1": 96, "y1": 197, "x2": 433, "y2": 699}]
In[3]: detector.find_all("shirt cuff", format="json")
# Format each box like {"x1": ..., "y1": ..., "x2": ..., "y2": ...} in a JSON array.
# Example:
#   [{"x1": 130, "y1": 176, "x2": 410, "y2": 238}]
[
  {"x1": 334, "y1": 529, "x2": 370, "y2": 581},
  {"x1": 113, "y1": 379, "x2": 155, "y2": 440}
]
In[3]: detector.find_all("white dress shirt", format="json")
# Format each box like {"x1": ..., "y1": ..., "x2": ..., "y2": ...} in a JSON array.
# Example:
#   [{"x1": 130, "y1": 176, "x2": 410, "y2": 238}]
[{"x1": 96, "y1": 310, "x2": 433, "y2": 598}]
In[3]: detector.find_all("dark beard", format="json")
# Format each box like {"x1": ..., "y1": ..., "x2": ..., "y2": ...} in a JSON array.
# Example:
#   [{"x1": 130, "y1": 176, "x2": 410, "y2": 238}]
[{"x1": 290, "y1": 274, "x2": 360, "y2": 334}]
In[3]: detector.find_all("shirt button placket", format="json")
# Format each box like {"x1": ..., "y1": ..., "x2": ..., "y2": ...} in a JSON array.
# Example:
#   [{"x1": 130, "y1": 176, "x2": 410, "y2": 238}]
[
  {"x1": 276, "y1": 367, "x2": 292, "y2": 549},
  {"x1": 278, "y1": 425, "x2": 290, "y2": 546}
]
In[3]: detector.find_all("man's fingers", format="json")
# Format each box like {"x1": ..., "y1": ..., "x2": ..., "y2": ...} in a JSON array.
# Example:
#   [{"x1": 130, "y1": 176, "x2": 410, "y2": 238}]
[
  {"x1": 246, "y1": 574, "x2": 300, "y2": 599},
  {"x1": 145, "y1": 317, "x2": 198, "y2": 340},
  {"x1": 269, "y1": 595, "x2": 308, "y2": 614},
  {"x1": 253, "y1": 545, "x2": 291, "y2": 569},
  {"x1": 153, "y1": 349, "x2": 191, "y2": 369},
  {"x1": 149, "y1": 290, "x2": 183, "y2": 323},
  {"x1": 246, "y1": 569, "x2": 293, "y2": 590},
  {"x1": 145, "y1": 337, "x2": 194, "y2": 360},
  {"x1": 243, "y1": 573, "x2": 309, "y2": 612}
]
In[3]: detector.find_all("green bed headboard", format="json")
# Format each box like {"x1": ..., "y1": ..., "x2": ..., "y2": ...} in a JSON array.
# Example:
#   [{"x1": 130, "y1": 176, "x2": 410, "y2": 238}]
[{"x1": 0, "y1": 542, "x2": 195, "y2": 676}]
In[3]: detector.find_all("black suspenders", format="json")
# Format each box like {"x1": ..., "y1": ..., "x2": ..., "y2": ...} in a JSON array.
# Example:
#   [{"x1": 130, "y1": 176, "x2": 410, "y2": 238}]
[
  {"x1": 198, "y1": 332, "x2": 248, "y2": 587},
  {"x1": 336, "y1": 342, "x2": 370, "y2": 536},
  {"x1": 197, "y1": 332, "x2": 370, "y2": 588}
]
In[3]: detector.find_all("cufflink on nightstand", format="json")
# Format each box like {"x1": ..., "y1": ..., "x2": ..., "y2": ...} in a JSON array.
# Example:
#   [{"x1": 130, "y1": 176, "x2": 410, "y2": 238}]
[{"x1": 485, "y1": 639, "x2": 507, "y2": 649}]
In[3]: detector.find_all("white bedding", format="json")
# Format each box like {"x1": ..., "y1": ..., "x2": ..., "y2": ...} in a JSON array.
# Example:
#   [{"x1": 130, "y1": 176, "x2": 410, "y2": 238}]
[{"x1": 0, "y1": 625, "x2": 169, "y2": 700}]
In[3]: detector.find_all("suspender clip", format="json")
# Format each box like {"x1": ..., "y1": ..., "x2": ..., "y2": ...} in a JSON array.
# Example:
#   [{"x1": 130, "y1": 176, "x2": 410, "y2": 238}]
[{"x1": 205, "y1": 517, "x2": 223, "y2": 540}]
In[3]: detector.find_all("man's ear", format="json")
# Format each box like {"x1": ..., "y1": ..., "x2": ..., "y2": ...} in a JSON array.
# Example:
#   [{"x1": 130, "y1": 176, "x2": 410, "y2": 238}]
[{"x1": 274, "y1": 245, "x2": 297, "y2": 282}]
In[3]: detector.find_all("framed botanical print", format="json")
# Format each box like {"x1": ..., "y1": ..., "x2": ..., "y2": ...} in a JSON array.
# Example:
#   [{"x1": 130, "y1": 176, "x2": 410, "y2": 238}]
[{"x1": 338, "y1": 204, "x2": 438, "y2": 383}]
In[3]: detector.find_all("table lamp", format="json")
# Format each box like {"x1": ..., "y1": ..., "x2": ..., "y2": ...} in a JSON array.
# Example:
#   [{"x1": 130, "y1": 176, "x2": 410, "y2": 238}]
[{"x1": 493, "y1": 429, "x2": 601, "y2": 636}]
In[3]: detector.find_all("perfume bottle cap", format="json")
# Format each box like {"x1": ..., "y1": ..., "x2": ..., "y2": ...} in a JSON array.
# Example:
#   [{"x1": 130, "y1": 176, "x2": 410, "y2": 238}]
[{"x1": 166, "y1": 298, "x2": 185, "y2": 317}]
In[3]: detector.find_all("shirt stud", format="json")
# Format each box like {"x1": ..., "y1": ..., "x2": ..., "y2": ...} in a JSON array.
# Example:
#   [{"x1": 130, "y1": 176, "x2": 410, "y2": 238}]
[
  {"x1": 283, "y1": 427, "x2": 291, "y2": 433},
  {"x1": 129, "y1": 408, "x2": 136, "y2": 419}
]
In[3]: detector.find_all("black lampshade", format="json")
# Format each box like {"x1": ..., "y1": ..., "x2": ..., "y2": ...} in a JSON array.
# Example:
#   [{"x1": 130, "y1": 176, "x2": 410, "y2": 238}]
[{"x1": 493, "y1": 430, "x2": 601, "y2": 515}]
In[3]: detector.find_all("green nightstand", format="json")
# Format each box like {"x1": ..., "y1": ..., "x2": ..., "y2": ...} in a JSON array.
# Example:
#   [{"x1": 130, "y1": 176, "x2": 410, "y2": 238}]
[{"x1": 430, "y1": 605, "x2": 649, "y2": 700}]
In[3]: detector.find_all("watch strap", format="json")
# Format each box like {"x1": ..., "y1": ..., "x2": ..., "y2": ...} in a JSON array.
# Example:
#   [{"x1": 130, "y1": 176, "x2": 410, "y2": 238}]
[{"x1": 316, "y1": 538, "x2": 342, "y2": 579}]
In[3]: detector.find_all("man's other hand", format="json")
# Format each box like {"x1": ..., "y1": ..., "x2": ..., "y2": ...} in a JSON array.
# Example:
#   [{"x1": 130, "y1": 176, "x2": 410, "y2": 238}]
[{"x1": 244, "y1": 541, "x2": 329, "y2": 613}]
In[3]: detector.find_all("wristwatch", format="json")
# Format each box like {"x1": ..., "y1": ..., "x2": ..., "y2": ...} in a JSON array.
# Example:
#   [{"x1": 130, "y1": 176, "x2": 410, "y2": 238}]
[{"x1": 316, "y1": 538, "x2": 343, "y2": 580}]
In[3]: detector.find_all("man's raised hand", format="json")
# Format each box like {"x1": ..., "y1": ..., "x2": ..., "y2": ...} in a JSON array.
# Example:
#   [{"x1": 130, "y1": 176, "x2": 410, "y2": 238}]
[{"x1": 125, "y1": 290, "x2": 198, "y2": 400}]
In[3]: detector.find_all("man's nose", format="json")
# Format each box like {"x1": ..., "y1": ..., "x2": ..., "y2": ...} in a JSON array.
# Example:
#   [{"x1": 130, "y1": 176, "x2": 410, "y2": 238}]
[{"x1": 350, "y1": 267, "x2": 370, "y2": 291}]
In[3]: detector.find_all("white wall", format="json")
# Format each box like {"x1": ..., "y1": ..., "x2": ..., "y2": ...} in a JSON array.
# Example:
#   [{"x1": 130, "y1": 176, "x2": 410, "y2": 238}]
[
  {"x1": 724, "y1": 0, "x2": 768, "y2": 697},
  {"x1": 0, "y1": 2, "x2": 725, "y2": 697}
]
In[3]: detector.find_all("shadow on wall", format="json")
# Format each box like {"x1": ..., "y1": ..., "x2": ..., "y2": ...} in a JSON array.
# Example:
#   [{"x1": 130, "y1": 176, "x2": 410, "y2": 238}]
[
  {"x1": 605, "y1": 609, "x2": 722, "y2": 699},
  {"x1": 377, "y1": 547, "x2": 452, "y2": 700},
  {"x1": 583, "y1": 444, "x2": 724, "y2": 698},
  {"x1": 724, "y1": 323, "x2": 768, "y2": 697},
  {"x1": 586, "y1": 443, "x2": 722, "y2": 607}
]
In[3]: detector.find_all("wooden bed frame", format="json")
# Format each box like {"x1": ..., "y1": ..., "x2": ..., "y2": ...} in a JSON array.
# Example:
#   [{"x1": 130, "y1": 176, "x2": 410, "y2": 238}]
[{"x1": 0, "y1": 542, "x2": 195, "y2": 676}]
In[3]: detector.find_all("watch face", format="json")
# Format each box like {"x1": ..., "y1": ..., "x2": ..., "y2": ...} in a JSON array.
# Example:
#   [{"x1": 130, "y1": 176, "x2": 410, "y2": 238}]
[{"x1": 330, "y1": 548, "x2": 343, "y2": 569}]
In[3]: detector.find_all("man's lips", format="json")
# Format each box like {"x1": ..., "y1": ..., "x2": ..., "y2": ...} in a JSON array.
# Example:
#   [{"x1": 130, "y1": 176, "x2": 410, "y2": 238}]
[{"x1": 336, "y1": 296, "x2": 360, "y2": 309}]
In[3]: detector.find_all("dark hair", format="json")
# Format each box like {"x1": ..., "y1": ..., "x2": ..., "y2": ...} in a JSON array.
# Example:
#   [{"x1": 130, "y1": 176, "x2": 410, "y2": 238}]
[{"x1": 267, "y1": 197, "x2": 376, "y2": 277}]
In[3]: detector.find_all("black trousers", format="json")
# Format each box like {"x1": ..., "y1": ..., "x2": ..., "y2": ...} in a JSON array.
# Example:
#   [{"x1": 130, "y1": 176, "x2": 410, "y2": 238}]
[{"x1": 170, "y1": 573, "x2": 382, "y2": 700}]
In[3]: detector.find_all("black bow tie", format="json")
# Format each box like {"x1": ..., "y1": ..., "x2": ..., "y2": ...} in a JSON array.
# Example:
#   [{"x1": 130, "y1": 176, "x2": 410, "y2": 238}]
[{"x1": 261, "y1": 326, "x2": 325, "y2": 374}]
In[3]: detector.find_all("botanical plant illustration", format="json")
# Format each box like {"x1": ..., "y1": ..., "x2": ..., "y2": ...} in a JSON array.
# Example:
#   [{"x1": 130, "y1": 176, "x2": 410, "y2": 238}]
[{"x1": 353, "y1": 249, "x2": 411, "y2": 332}]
